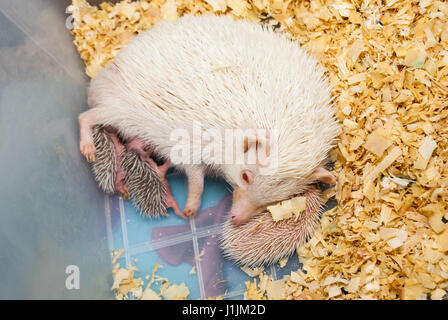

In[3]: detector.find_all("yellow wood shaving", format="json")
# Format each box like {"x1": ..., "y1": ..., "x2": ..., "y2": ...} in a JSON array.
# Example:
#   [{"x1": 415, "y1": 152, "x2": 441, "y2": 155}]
[
  {"x1": 266, "y1": 196, "x2": 307, "y2": 222},
  {"x1": 111, "y1": 248, "x2": 124, "y2": 265}
]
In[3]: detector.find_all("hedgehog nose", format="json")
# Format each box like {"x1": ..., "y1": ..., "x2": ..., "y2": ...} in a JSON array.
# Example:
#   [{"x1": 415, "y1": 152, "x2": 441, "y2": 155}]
[{"x1": 231, "y1": 215, "x2": 236, "y2": 220}]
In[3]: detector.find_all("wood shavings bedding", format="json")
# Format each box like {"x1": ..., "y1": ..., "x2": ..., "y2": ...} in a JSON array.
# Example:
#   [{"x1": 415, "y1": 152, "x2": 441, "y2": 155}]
[
  {"x1": 69, "y1": 0, "x2": 448, "y2": 300},
  {"x1": 112, "y1": 262, "x2": 190, "y2": 300}
]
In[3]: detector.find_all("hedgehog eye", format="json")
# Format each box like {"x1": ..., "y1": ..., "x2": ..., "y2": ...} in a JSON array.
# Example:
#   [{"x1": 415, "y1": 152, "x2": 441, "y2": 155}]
[{"x1": 241, "y1": 170, "x2": 254, "y2": 185}]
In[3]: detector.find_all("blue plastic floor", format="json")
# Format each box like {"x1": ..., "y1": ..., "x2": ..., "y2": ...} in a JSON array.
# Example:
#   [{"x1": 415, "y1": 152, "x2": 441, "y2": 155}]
[{"x1": 105, "y1": 171, "x2": 305, "y2": 299}]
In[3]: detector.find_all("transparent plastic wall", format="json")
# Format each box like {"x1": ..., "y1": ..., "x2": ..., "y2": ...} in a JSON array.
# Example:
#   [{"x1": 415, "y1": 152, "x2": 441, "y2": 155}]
[{"x1": 0, "y1": 0, "x2": 114, "y2": 299}]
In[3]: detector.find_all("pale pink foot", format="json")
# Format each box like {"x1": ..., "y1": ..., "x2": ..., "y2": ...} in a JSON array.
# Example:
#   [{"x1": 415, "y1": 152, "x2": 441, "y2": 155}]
[
  {"x1": 184, "y1": 201, "x2": 201, "y2": 218},
  {"x1": 78, "y1": 109, "x2": 100, "y2": 162},
  {"x1": 105, "y1": 129, "x2": 129, "y2": 199},
  {"x1": 183, "y1": 166, "x2": 205, "y2": 218},
  {"x1": 114, "y1": 163, "x2": 129, "y2": 199},
  {"x1": 157, "y1": 161, "x2": 187, "y2": 219},
  {"x1": 80, "y1": 140, "x2": 96, "y2": 163}
]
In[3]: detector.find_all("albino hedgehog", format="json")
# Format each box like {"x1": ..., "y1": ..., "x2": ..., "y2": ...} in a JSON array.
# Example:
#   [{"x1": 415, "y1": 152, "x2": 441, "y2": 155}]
[{"x1": 79, "y1": 14, "x2": 340, "y2": 224}]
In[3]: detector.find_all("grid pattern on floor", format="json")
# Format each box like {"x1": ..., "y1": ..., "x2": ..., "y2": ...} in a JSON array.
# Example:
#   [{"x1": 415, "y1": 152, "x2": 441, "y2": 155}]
[{"x1": 103, "y1": 174, "x2": 306, "y2": 300}]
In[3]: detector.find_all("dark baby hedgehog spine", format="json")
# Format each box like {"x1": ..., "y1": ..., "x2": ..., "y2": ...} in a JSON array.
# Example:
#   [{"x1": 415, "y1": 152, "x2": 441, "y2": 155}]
[
  {"x1": 90, "y1": 126, "x2": 168, "y2": 217},
  {"x1": 121, "y1": 150, "x2": 168, "y2": 218},
  {"x1": 91, "y1": 125, "x2": 116, "y2": 194}
]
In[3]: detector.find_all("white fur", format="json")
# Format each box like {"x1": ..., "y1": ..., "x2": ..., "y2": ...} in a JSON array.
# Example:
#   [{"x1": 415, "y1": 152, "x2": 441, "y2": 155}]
[{"x1": 87, "y1": 14, "x2": 340, "y2": 204}]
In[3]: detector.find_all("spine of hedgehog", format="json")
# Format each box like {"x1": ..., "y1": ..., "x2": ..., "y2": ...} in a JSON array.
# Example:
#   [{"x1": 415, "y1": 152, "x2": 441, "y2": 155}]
[
  {"x1": 121, "y1": 150, "x2": 168, "y2": 218},
  {"x1": 91, "y1": 125, "x2": 117, "y2": 194},
  {"x1": 219, "y1": 186, "x2": 323, "y2": 267}
]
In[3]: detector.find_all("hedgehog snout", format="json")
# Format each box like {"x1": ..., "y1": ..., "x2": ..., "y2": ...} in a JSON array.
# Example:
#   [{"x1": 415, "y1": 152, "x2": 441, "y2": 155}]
[
  {"x1": 230, "y1": 213, "x2": 249, "y2": 225},
  {"x1": 229, "y1": 187, "x2": 259, "y2": 225},
  {"x1": 230, "y1": 214, "x2": 241, "y2": 224}
]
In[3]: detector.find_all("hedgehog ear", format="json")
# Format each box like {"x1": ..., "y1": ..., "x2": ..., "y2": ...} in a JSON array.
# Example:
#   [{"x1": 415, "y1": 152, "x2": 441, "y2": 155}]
[{"x1": 312, "y1": 167, "x2": 336, "y2": 185}]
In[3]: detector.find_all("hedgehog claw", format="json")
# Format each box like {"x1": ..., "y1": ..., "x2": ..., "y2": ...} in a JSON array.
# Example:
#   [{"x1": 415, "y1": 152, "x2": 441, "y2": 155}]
[
  {"x1": 121, "y1": 192, "x2": 130, "y2": 200},
  {"x1": 81, "y1": 142, "x2": 96, "y2": 163},
  {"x1": 116, "y1": 185, "x2": 129, "y2": 199},
  {"x1": 164, "y1": 182, "x2": 187, "y2": 219},
  {"x1": 115, "y1": 175, "x2": 129, "y2": 199},
  {"x1": 184, "y1": 201, "x2": 200, "y2": 218}
]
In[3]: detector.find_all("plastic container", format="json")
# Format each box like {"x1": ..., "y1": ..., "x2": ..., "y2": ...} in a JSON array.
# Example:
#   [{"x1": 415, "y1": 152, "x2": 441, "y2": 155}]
[{"x1": 0, "y1": 0, "x2": 306, "y2": 299}]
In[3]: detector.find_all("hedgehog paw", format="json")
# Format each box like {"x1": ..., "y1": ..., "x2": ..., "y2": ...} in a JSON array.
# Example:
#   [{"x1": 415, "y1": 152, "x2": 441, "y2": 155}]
[
  {"x1": 115, "y1": 163, "x2": 129, "y2": 199},
  {"x1": 165, "y1": 191, "x2": 188, "y2": 219},
  {"x1": 80, "y1": 141, "x2": 96, "y2": 162},
  {"x1": 184, "y1": 201, "x2": 200, "y2": 218},
  {"x1": 118, "y1": 187, "x2": 130, "y2": 200},
  {"x1": 115, "y1": 178, "x2": 129, "y2": 199}
]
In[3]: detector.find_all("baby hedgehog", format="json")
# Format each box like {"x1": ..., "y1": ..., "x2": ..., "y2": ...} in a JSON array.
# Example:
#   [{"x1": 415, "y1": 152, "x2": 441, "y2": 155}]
[
  {"x1": 91, "y1": 125, "x2": 116, "y2": 194},
  {"x1": 120, "y1": 150, "x2": 167, "y2": 217},
  {"x1": 90, "y1": 126, "x2": 181, "y2": 218},
  {"x1": 123, "y1": 138, "x2": 185, "y2": 218},
  {"x1": 219, "y1": 186, "x2": 323, "y2": 267}
]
